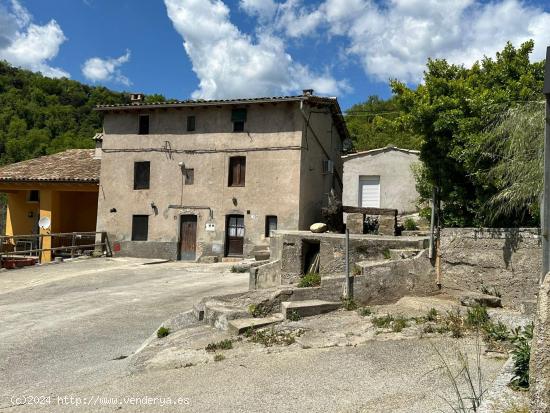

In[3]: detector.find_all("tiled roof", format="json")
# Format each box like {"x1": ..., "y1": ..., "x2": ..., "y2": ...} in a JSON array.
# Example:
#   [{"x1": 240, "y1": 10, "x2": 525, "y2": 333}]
[
  {"x1": 0, "y1": 149, "x2": 100, "y2": 183},
  {"x1": 342, "y1": 146, "x2": 420, "y2": 161},
  {"x1": 95, "y1": 94, "x2": 330, "y2": 110}
]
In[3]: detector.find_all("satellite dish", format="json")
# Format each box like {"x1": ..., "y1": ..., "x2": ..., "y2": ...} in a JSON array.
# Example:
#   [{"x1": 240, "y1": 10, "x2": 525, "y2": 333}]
[{"x1": 38, "y1": 216, "x2": 51, "y2": 229}]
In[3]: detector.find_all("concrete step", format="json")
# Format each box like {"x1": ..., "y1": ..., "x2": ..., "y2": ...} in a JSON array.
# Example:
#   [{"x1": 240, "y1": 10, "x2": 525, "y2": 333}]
[
  {"x1": 389, "y1": 249, "x2": 420, "y2": 260},
  {"x1": 281, "y1": 300, "x2": 341, "y2": 319},
  {"x1": 228, "y1": 313, "x2": 284, "y2": 334}
]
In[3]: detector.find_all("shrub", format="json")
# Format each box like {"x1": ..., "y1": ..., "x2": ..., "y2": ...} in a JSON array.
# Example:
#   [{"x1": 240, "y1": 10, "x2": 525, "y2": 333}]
[
  {"x1": 483, "y1": 321, "x2": 510, "y2": 342},
  {"x1": 466, "y1": 305, "x2": 490, "y2": 328},
  {"x1": 382, "y1": 249, "x2": 391, "y2": 260},
  {"x1": 205, "y1": 339, "x2": 233, "y2": 352},
  {"x1": 509, "y1": 323, "x2": 533, "y2": 390},
  {"x1": 444, "y1": 309, "x2": 465, "y2": 338},
  {"x1": 287, "y1": 310, "x2": 302, "y2": 321},
  {"x1": 372, "y1": 314, "x2": 394, "y2": 328},
  {"x1": 359, "y1": 307, "x2": 373, "y2": 316},
  {"x1": 404, "y1": 217, "x2": 417, "y2": 231},
  {"x1": 352, "y1": 265, "x2": 362, "y2": 276},
  {"x1": 342, "y1": 298, "x2": 358, "y2": 311},
  {"x1": 425, "y1": 308, "x2": 438, "y2": 322},
  {"x1": 157, "y1": 326, "x2": 170, "y2": 338},
  {"x1": 392, "y1": 316, "x2": 408, "y2": 332},
  {"x1": 213, "y1": 354, "x2": 225, "y2": 362},
  {"x1": 298, "y1": 273, "x2": 321, "y2": 288},
  {"x1": 248, "y1": 303, "x2": 270, "y2": 318}
]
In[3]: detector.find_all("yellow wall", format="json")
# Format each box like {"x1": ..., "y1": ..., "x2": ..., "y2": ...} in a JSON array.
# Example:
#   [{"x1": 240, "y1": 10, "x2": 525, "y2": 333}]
[
  {"x1": 58, "y1": 191, "x2": 98, "y2": 232},
  {"x1": 6, "y1": 191, "x2": 40, "y2": 236}
]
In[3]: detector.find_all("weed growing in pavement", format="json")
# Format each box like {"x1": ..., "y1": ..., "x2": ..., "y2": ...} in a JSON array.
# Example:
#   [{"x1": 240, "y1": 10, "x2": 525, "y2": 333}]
[
  {"x1": 213, "y1": 354, "x2": 225, "y2": 362},
  {"x1": 372, "y1": 314, "x2": 394, "y2": 328},
  {"x1": 392, "y1": 316, "x2": 409, "y2": 332},
  {"x1": 245, "y1": 327, "x2": 302, "y2": 347},
  {"x1": 342, "y1": 298, "x2": 358, "y2": 311},
  {"x1": 298, "y1": 273, "x2": 321, "y2": 287},
  {"x1": 230, "y1": 265, "x2": 247, "y2": 273},
  {"x1": 248, "y1": 303, "x2": 270, "y2": 318},
  {"x1": 358, "y1": 307, "x2": 373, "y2": 316},
  {"x1": 157, "y1": 326, "x2": 170, "y2": 338},
  {"x1": 509, "y1": 323, "x2": 533, "y2": 390},
  {"x1": 287, "y1": 310, "x2": 302, "y2": 322},
  {"x1": 205, "y1": 339, "x2": 233, "y2": 352}
]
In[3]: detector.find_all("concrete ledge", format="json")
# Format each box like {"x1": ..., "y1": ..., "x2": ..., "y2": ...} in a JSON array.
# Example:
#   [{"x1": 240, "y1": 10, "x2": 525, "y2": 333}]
[
  {"x1": 281, "y1": 300, "x2": 341, "y2": 318},
  {"x1": 228, "y1": 313, "x2": 284, "y2": 334}
]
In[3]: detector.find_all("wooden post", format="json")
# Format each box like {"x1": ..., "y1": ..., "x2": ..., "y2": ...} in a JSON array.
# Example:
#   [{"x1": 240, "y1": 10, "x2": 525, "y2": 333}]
[{"x1": 39, "y1": 190, "x2": 53, "y2": 263}]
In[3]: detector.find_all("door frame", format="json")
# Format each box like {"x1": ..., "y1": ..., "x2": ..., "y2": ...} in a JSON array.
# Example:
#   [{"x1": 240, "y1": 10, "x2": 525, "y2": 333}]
[
  {"x1": 225, "y1": 214, "x2": 245, "y2": 257},
  {"x1": 178, "y1": 214, "x2": 197, "y2": 261}
]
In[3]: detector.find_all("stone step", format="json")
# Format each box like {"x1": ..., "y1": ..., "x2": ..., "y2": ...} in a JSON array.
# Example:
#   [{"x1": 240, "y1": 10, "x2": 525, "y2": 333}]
[
  {"x1": 281, "y1": 300, "x2": 341, "y2": 319},
  {"x1": 389, "y1": 249, "x2": 421, "y2": 260},
  {"x1": 228, "y1": 313, "x2": 285, "y2": 334}
]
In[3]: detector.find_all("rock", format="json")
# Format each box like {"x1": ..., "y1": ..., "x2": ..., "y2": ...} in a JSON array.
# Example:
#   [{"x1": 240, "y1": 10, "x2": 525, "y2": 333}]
[
  {"x1": 310, "y1": 223, "x2": 328, "y2": 233},
  {"x1": 346, "y1": 213, "x2": 364, "y2": 234},
  {"x1": 460, "y1": 293, "x2": 502, "y2": 308},
  {"x1": 254, "y1": 251, "x2": 270, "y2": 261}
]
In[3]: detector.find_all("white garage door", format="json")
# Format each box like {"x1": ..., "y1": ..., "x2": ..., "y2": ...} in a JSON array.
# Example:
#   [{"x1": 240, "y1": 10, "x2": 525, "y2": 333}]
[{"x1": 359, "y1": 176, "x2": 380, "y2": 208}]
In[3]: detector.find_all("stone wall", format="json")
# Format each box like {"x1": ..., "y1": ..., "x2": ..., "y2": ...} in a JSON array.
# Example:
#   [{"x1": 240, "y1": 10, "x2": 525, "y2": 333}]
[
  {"x1": 530, "y1": 274, "x2": 550, "y2": 413},
  {"x1": 439, "y1": 228, "x2": 541, "y2": 313}
]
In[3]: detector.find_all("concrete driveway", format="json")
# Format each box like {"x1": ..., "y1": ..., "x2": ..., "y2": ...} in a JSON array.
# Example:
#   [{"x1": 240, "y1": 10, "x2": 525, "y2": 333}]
[{"x1": 0, "y1": 257, "x2": 249, "y2": 408}]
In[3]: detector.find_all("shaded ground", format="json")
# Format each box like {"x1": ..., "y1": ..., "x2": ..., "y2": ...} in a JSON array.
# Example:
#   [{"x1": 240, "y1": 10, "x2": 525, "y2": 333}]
[{"x1": 0, "y1": 258, "x2": 249, "y2": 408}]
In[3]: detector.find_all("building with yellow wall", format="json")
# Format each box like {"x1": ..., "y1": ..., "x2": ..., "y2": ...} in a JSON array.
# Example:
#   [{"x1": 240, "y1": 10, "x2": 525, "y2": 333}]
[{"x1": 0, "y1": 149, "x2": 100, "y2": 262}]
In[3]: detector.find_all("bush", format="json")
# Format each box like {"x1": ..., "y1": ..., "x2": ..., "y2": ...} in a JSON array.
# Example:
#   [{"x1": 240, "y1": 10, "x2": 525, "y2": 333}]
[
  {"x1": 288, "y1": 310, "x2": 302, "y2": 321},
  {"x1": 205, "y1": 339, "x2": 233, "y2": 352},
  {"x1": 425, "y1": 308, "x2": 438, "y2": 322},
  {"x1": 403, "y1": 217, "x2": 417, "y2": 231},
  {"x1": 359, "y1": 307, "x2": 373, "y2": 316},
  {"x1": 157, "y1": 326, "x2": 170, "y2": 338},
  {"x1": 382, "y1": 249, "x2": 391, "y2": 260},
  {"x1": 248, "y1": 303, "x2": 270, "y2": 318},
  {"x1": 392, "y1": 316, "x2": 408, "y2": 332},
  {"x1": 466, "y1": 305, "x2": 490, "y2": 328},
  {"x1": 342, "y1": 298, "x2": 358, "y2": 311},
  {"x1": 298, "y1": 273, "x2": 321, "y2": 287},
  {"x1": 509, "y1": 323, "x2": 533, "y2": 390},
  {"x1": 372, "y1": 314, "x2": 394, "y2": 328},
  {"x1": 214, "y1": 354, "x2": 225, "y2": 362}
]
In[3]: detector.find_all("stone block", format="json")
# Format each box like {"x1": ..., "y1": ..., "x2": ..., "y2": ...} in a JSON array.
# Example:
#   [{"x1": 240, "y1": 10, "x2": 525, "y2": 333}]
[
  {"x1": 281, "y1": 300, "x2": 341, "y2": 318},
  {"x1": 460, "y1": 293, "x2": 502, "y2": 308},
  {"x1": 228, "y1": 314, "x2": 284, "y2": 334},
  {"x1": 378, "y1": 215, "x2": 396, "y2": 236},
  {"x1": 199, "y1": 255, "x2": 219, "y2": 263},
  {"x1": 346, "y1": 213, "x2": 364, "y2": 234}
]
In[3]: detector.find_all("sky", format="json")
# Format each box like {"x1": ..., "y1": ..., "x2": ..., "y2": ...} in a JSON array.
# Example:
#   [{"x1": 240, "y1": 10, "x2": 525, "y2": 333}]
[{"x1": 1, "y1": 0, "x2": 550, "y2": 110}]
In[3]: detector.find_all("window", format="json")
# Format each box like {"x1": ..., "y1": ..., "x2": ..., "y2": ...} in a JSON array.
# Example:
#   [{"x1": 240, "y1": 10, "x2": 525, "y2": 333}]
[
  {"x1": 134, "y1": 161, "x2": 150, "y2": 190},
  {"x1": 322, "y1": 159, "x2": 334, "y2": 174},
  {"x1": 131, "y1": 215, "x2": 149, "y2": 241},
  {"x1": 231, "y1": 108, "x2": 247, "y2": 132},
  {"x1": 27, "y1": 190, "x2": 39, "y2": 203},
  {"x1": 186, "y1": 115, "x2": 196, "y2": 132},
  {"x1": 265, "y1": 215, "x2": 277, "y2": 237},
  {"x1": 228, "y1": 156, "x2": 246, "y2": 187},
  {"x1": 185, "y1": 168, "x2": 194, "y2": 185},
  {"x1": 138, "y1": 115, "x2": 149, "y2": 135}
]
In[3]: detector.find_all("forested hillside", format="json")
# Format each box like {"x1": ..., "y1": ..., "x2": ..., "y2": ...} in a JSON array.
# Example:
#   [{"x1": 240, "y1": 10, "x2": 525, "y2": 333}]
[{"x1": 0, "y1": 61, "x2": 130, "y2": 165}]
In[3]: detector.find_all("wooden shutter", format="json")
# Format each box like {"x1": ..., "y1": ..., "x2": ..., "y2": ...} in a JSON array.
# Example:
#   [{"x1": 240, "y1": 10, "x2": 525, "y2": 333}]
[{"x1": 229, "y1": 157, "x2": 246, "y2": 186}]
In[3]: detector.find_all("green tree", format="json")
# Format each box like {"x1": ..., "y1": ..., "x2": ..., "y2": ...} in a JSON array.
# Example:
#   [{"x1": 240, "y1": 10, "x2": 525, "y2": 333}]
[{"x1": 391, "y1": 41, "x2": 544, "y2": 226}]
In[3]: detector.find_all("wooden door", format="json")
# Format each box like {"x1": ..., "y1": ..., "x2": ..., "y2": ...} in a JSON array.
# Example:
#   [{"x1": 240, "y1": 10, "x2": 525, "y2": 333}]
[
  {"x1": 225, "y1": 215, "x2": 244, "y2": 256},
  {"x1": 179, "y1": 215, "x2": 197, "y2": 260}
]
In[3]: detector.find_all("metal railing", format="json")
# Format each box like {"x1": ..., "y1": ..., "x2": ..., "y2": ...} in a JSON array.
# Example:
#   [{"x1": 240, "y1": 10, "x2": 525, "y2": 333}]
[{"x1": 0, "y1": 232, "x2": 111, "y2": 264}]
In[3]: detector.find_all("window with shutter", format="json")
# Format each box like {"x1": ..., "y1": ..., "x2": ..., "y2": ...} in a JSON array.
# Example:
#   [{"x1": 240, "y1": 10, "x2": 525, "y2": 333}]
[{"x1": 228, "y1": 156, "x2": 246, "y2": 187}]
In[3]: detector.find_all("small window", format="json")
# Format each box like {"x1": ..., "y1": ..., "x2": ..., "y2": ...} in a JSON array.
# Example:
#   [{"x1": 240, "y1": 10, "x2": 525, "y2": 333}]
[
  {"x1": 265, "y1": 215, "x2": 277, "y2": 237},
  {"x1": 27, "y1": 190, "x2": 39, "y2": 203},
  {"x1": 138, "y1": 115, "x2": 149, "y2": 135},
  {"x1": 228, "y1": 156, "x2": 246, "y2": 187},
  {"x1": 322, "y1": 159, "x2": 334, "y2": 174},
  {"x1": 185, "y1": 168, "x2": 194, "y2": 185},
  {"x1": 187, "y1": 115, "x2": 196, "y2": 132},
  {"x1": 134, "y1": 161, "x2": 150, "y2": 190},
  {"x1": 131, "y1": 215, "x2": 149, "y2": 241},
  {"x1": 231, "y1": 108, "x2": 247, "y2": 132}
]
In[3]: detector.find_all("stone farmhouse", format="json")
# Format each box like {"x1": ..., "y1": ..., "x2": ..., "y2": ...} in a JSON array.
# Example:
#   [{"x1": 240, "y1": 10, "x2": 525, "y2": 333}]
[{"x1": 94, "y1": 91, "x2": 349, "y2": 261}]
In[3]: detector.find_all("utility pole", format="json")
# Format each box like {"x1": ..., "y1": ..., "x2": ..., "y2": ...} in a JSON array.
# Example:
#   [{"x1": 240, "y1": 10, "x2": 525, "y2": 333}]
[{"x1": 542, "y1": 46, "x2": 550, "y2": 281}]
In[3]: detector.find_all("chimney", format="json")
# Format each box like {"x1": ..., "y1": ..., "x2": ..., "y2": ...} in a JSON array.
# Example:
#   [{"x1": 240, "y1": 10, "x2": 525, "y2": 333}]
[
  {"x1": 302, "y1": 89, "x2": 314, "y2": 96},
  {"x1": 130, "y1": 93, "x2": 144, "y2": 103}
]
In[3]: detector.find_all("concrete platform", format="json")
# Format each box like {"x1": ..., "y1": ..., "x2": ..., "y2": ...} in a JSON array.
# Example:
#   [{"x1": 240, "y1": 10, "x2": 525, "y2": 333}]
[
  {"x1": 281, "y1": 300, "x2": 341, "y2": 319},
  {"x1": 228, "y1": 313, "x2": 285, "y2": 334}
]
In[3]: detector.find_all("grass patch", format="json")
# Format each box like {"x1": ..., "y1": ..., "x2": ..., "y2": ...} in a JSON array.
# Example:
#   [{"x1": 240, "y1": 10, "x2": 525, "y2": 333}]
[
  {"x1": 382, "y1": 249, "x2": 391, "y2": 260},
  {"x1": 466, "y1": 305, "x2": 490, "y2": 328},
  {"x1": 245, "y1": 327, "x2": 302, "y2": 347},
  {"x1": 298, "y1": 273, "x2": 321, "y2": 288},
  {"x1": 205, "y1": 339, "x2": 233, "y2": 352},
  {"x1": 213, "y1": 354, "x2": 225, "y2": 362},
  {"x1": 342, "y1": 298, "x2": 358, "y2": 311},
  {"x1": 358, "y1": 307, "x2": 373, "y2": 316},
  {"x1": 352, "y1": 266, "x2": 362, "y2": 276},
  {"x1": 287, "y1": 310, "x2": 302, "y2": 322},
  {"x1": 425, "y1": 307, "x2": 438, "y2": 322},
  {"x1": 372, "y1": 314, "x2": 394, "y2": 328},
  {"x1": 392, "y1": 316, "x2": 409, "y2": 332},
  {"x1": 157, "y1": 326, "x2": 170, "y2": 338},
  {"x1": 248, "y1": 303, "x2": 270, "y2": 318},
  {"x1": 403, "y1": 217, "x2": 417, "y2": 231}
]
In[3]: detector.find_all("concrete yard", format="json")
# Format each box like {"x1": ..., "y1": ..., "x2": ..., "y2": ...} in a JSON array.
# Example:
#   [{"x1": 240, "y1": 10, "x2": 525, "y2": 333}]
[{"x1": 0, "y1": 257, "x2": 249, "y2": 409}]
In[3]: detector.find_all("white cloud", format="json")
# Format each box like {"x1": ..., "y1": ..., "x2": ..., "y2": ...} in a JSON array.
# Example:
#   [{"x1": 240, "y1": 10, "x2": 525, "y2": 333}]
[
  {"x1": 164, "y1": 0, "x2": 349, "y2": 99},
  {"x1": 242, "y1": 0, "x2": 550, "y2": 84},
  {"x1": 240, "y1": 0, "x2": 277, "y2": 22},
  {"x1": 82, "y1": 50, "x2": 132, "y2": 86},
  {"x1": 0, "y1": 0, "x2": 68, "y2": 78}
]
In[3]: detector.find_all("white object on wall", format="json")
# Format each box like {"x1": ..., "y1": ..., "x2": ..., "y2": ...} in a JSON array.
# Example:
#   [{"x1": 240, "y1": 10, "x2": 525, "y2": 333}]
[{"x1": 359, "y1": 176, "x2": 380, "y2": 208}]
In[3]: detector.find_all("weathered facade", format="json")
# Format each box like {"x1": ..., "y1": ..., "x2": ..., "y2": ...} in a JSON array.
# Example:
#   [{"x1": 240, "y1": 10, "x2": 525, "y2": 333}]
[
  {"x1": 95, "y1": 94, "x2": 348, "y2": 261},
  {"x1": 342, "y1": 146, "x2": 420, "y2": 214}
]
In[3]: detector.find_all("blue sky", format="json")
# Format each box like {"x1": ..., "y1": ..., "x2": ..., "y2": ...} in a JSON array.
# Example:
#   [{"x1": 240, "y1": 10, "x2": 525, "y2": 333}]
[{"x1": 1, "y1": 0, "x2": 550, "y2": 110}]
